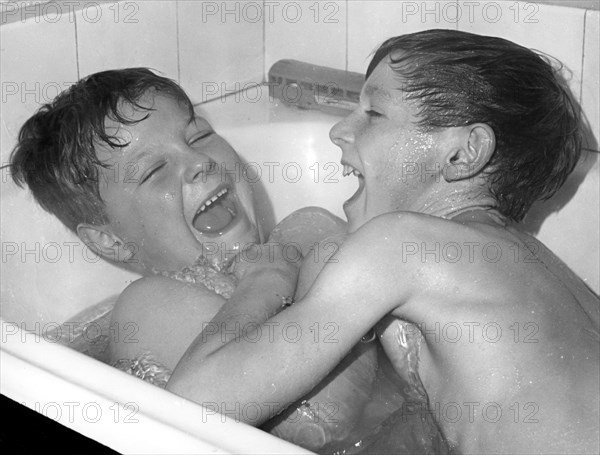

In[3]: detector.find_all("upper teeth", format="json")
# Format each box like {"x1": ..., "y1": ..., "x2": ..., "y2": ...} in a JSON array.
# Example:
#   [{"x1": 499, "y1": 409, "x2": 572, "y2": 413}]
[
  {"x1": 343, "y1": 165, "x2": 361, "y2": 177},
  {"x1": 197, "y1": 188, "x2": 227, "y2": 214}
]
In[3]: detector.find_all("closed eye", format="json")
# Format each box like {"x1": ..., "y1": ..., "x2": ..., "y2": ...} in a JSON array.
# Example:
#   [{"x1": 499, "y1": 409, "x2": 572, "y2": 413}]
[
  {"x1": 140, "y1": 163, "x2": 166, "y2": 184},
  {"x1": 191, "y1": 131, "x2": 214, "y2": 144},
  {"x1": 365, "y1": 109, "x2": 382, "y2": 117}
]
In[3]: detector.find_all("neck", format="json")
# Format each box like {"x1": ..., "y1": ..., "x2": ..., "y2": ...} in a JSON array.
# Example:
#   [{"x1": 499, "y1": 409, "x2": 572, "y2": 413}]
[{"x1": 414, "y1": 185, "x2": 504, "y2": 224}]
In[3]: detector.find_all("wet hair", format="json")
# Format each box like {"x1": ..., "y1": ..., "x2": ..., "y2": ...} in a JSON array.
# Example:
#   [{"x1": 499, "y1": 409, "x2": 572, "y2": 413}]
[
  {"x1": 8, "y1": 68, "x2": 194, "y2": 233},
  {"x1": 367, "y1": 29, "x2": 582, "y2": 222}
]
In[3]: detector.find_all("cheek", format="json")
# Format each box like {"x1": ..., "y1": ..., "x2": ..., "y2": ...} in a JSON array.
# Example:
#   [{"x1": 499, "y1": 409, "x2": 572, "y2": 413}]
[
  {"x1": 375, "y1": 139, "x2": 411, "y2": 186},
  {"x1": 207, "y1": 140, "x2": 239, "y2": 164},
  {"x1": 108, "y1": 192, "x2": 175, "y2": 241},
  {"x1": 98, "y1": 185, "x2": 130, "y2": 230},
  {"x1": 384, "y1": 133, "x2": 435, "y2": 183}
]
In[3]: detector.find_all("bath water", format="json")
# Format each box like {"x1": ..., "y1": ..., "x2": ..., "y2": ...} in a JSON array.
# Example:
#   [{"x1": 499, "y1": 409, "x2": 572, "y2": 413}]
[{"x1": 46, "y1": 242, "x2": 448, "y2": 454}]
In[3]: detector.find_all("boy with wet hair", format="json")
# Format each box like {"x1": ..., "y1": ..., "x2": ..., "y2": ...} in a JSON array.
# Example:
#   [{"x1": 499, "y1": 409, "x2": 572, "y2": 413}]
[
  {"x1": 11, "y1": 68, "x2": 193, "y2": 237},
  {"x1": 364, "y1": 29, "x2": 582, "y2": 223},
  {"x1": 168, "y1": 30, "x2": 599, "y2": 454},
  {"x1": 9, "y1": 66, "x2": 289, "y2": 366},
  {"x1": 8, "y1": 68, "x2": 383, "y2": 453}
]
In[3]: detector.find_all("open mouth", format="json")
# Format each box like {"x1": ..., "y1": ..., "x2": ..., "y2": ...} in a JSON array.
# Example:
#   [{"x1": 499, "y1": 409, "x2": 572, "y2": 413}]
[
  {"x1": 192, "y1": 185, "x2": 239, "y2": 235},
  {"x1": 343, "y1": 164, "x2": 365, "y2": 205},
  {"x1": 342, "y1": 164, "x2": 362, "y2": 178}
]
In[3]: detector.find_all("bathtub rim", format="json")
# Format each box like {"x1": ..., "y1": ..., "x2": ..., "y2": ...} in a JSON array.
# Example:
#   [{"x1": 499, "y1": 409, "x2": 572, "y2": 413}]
[{"x1": 0, "y1": 318, "x2": 314, "y2": 455}]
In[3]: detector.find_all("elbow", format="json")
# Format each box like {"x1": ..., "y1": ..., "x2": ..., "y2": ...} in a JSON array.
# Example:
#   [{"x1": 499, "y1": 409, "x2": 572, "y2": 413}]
[
  {"x1": 165, "y1": 359, "x2": 201, "y2": 398},
  {"x1": 166, "y1": 374, "x2": 273, "y2": 427},
  {"x1": 165, "y1": 369, "x2": 186, "y2": 396}
]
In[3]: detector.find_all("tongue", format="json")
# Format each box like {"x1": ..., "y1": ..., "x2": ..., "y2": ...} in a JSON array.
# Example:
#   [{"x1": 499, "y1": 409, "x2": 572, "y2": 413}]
[{"x1": 193, "y1": 203, "x2": 234, "y2": 233}]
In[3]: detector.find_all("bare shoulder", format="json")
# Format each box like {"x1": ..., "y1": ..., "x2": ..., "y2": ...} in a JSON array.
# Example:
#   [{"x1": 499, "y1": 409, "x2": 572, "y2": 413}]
[
  {"x1": 296, "y1": 212, "x2": 455, "y2": 304},
  {"x1": 272, "y1": 207, "x2": 348, "y2": 299},
  {"x1": 108, "y1": 275, "x2": 225, "y2": 370},
  {"x1": 354, "y1": 211, "x2": 591, "y2": 302},
  {"x1": 359, "y1": 211, "x2": 599, "y2": 342},
  {"x1": 268, "y1": 206, "x2": 347, "y2": 256},
  {"x1": 336, "y1": 211, "x2": 470, "y2": 281},
  {"x1": 354, "y1": 210, "x2": 494, "y2": 243}
]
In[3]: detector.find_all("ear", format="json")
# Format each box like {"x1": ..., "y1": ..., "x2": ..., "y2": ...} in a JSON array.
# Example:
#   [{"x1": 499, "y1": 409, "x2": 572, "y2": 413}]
[
  {"x1": 442, "y1": 124, "x2": 495, "y2": 182},
  {"x1": 76, "y1": 223, "x2": 134, "y2": 264}
]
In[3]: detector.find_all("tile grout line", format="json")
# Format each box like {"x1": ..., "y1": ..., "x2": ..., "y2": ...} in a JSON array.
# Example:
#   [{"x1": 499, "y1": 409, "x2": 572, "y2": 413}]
[
  {"x1": 456, "y1": 0, "x2": 460, "y2": 30},
  {"x1": 579, "y1": 8, "x2": 587, "y2": 106},
  {"x1": 263, "y1": 0, "x2": 267, "y2": 83},
  {"x1": 176, "y1": 0, "x2": 181, "y2": 85},
  {"x1": 73, "y1": 6, "x2": 80, "y2": 80},
  {"x1": 345, "y1": 0, "x2": 349, "y2": 72},
  {"x1": 579, "y1": 9, "x2": 600, "y2": 153}
]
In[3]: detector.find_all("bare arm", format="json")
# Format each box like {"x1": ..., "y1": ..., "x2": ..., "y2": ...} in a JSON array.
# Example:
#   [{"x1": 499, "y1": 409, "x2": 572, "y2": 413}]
[
  {"x1": 166, "y1": 212, "x2": 415, "y2": 423},
  {"x1": 109, "y1": 245, "x2": 299, "y2": 371},
  {"x1": 108, "y1": 275, "x2": 226, "y2": 370},
  {"x1": 180, "y1": 207, "x2": 346, "y2": 361},
  {"x1": 263, "y1": 231, "x2": 379, "y2": 452}
]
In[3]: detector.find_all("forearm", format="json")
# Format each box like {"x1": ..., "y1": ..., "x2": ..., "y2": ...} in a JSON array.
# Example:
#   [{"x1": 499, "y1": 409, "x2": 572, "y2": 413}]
[
  {"x1": 166, "y1": 220, "x2": 405, "y2": 424},
  {"x1": 174, "y1": 267, "x2": 295, "y2": 366},
  {"x1": 264, "y1": 341, "x2": 378, "y2": 451},
  {"x1": 166, "y1": 290, "x2": 386, "y2": 425}
]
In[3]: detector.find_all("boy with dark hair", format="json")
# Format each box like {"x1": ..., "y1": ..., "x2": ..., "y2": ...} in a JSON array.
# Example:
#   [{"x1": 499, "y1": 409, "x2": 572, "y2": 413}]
[
  {"x1": 168, "y1": 30, "x2": 599, "y2": 454},
  {"x1": 9, "y1": 68, "x2": 381, "y2": 452}
]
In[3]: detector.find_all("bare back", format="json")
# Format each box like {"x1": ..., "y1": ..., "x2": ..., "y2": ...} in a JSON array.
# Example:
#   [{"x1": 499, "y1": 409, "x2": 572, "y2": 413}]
[{"x1": 376, "y1": 213, "x2": 599, "y2": 453}]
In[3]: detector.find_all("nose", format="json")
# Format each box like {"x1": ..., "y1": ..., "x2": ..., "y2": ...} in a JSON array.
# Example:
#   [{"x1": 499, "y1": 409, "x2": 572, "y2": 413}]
[
  {"x1": 329, "y1": 114, "x2": 355, "y2": 147},
  {"x1": 183, "y1": 153, "x2": 216, "y2": 184}
]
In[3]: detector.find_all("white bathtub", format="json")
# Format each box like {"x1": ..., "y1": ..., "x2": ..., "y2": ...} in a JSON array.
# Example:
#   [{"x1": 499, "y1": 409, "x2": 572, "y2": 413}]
[{"x1": 0, "y1": 88, "x2": 598, "y2": 453}]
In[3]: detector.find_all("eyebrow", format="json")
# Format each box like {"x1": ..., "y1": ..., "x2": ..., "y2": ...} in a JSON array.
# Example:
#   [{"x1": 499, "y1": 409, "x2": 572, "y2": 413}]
[
  {"x1": 362, "y1": 83, "x2": 391, "y2": 102},
  {"x1": 128, "y1": 148, "x2": 155, "y2": 165},
  {"x1": 124, "y1": 112, "x2": 207, "y2": 162}
]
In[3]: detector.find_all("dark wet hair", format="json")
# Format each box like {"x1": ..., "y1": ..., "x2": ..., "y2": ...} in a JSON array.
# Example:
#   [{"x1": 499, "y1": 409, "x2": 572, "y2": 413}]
[
  {"x1": 367, "y1": 29, "x2": 582, "y2": 222},
  {"x1": 8, "y1": 68, "x2": 194, "y2": 233}
]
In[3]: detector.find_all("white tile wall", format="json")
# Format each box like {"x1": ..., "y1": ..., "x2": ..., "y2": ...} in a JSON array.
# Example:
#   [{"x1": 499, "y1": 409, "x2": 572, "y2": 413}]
[
  {"x1": 178, "y1": 0, "x2": 263, "y2": 104},
  {"x1": 2, "y1": 1, "x2": 596, "y2": 148},
  {"x1": 582, "y1": 9, "x2": 600, "y2": 151},
  {"x1": 76, "y1": 1, "x2": 179, "y2": 80},
  {"x1": 265, "y1": 1, "x2": 347, "y2": 74},
  {"x1": 0, "y1": 14, "x2": 78, "y2": 172},
  {"x1": 347, "y1": 0, "x2": 459, "y2": 73}
]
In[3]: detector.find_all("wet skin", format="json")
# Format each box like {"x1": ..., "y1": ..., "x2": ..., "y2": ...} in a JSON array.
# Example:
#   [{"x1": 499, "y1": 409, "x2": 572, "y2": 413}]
[
  {"x1": 91, "y1": 93, "x2": 260, "y2": 274},
  {"x1": 167, "y1": 61, "x2": 600, "y2": 454},
  {"x1": 98, "y1": 93, "x2": 265, "y2": 369},
  {"x1": 99, "y1": 94, "x2": 379, "y2": 451}
]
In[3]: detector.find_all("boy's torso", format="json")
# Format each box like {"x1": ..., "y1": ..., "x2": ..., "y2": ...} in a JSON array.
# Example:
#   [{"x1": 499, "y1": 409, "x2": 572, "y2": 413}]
[{"x1": 375, "y1": 215, "x2": 599, "y2": 453}]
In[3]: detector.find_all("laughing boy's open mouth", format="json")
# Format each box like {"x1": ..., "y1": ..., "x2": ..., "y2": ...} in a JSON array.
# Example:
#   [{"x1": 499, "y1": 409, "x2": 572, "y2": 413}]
[
  {"x1": 342, "y1": 163, "x2": 365, "y2": 207},
  {"x1": 192, "y1": 185, "x2": 239, "y2": 234}
]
